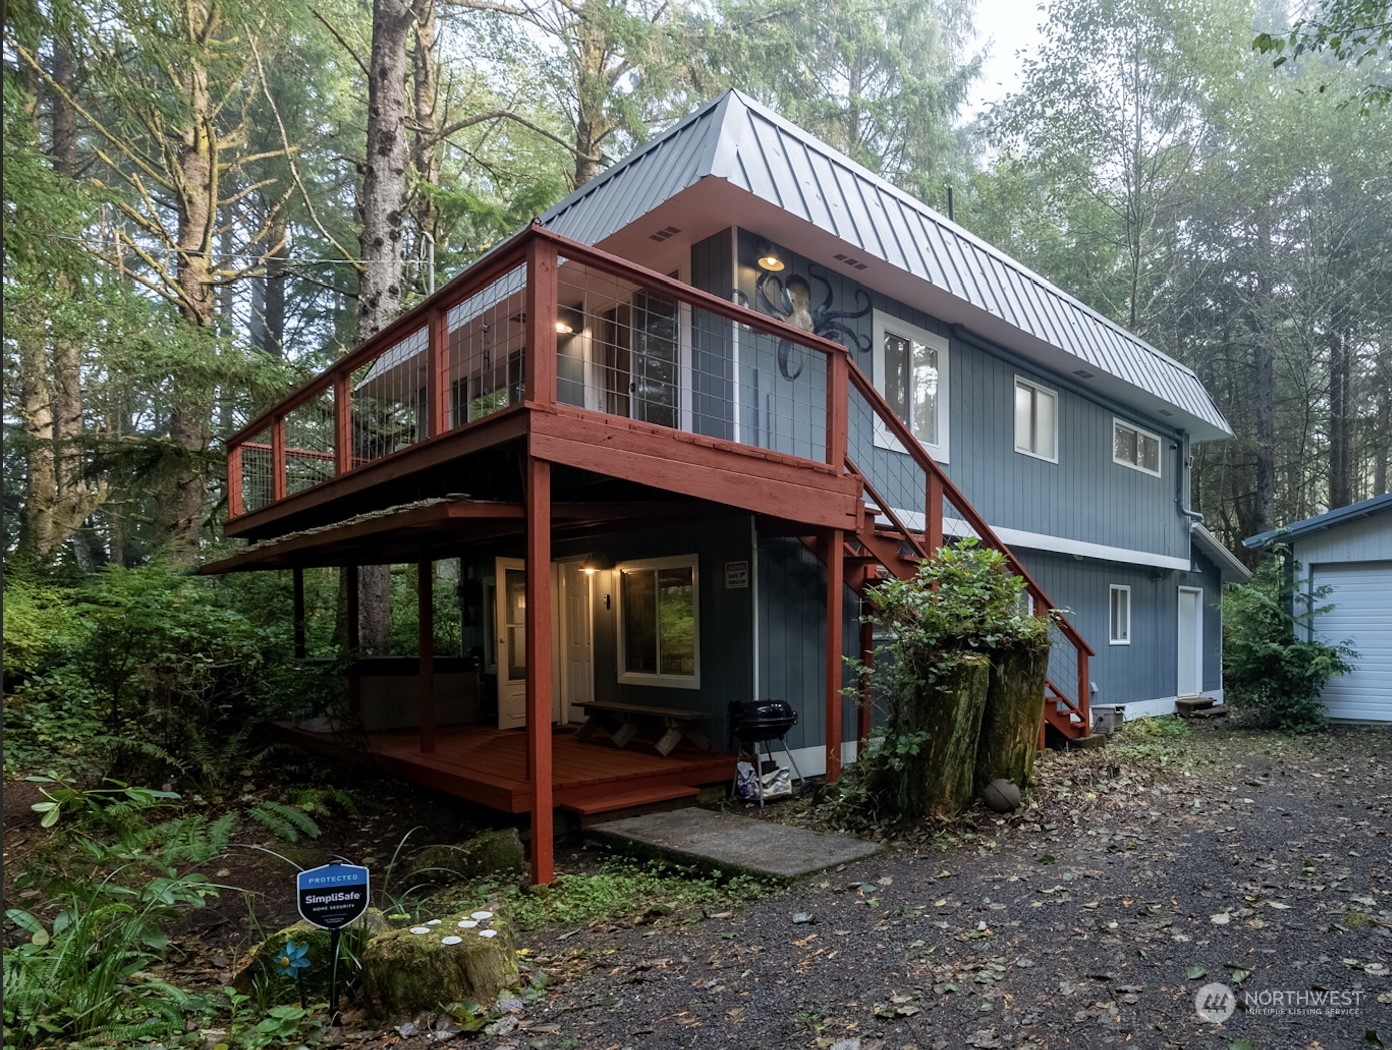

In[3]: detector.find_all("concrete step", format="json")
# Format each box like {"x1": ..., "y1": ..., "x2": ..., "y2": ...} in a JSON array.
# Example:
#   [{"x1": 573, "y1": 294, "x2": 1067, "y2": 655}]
[{"x1": 1176, "y1": 696, "x2": 1216, "y2": 717}]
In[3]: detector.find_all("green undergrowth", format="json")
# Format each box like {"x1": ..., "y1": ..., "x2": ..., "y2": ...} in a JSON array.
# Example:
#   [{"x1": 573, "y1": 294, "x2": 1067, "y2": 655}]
[
  {"x1": 1107, "y1": 714, "x2": 1193, "y2": 765},
  {"x1": 429, "y1": 855, "x2": 779, "y2": 933}
]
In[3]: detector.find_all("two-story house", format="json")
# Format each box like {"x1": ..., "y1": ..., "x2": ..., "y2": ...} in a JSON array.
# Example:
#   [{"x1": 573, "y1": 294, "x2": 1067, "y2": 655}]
[{"x1": 205, "y1": 91, "x2": 1246, "y2": 882}]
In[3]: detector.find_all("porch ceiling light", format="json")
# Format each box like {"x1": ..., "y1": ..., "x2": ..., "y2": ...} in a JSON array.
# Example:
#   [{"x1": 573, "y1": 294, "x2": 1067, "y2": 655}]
[
  {"x1": 756, "y1": 240, "x2": 785, "y2": 272},
  {"x1": 581, "y1": 554, "x2": 612, "y2": 575}
]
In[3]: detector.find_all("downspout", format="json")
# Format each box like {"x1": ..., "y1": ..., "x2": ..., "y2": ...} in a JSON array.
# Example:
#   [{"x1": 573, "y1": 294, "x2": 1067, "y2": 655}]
[{"x1": 1176, "y1": 432, "x2": 1204, "y2": 536}]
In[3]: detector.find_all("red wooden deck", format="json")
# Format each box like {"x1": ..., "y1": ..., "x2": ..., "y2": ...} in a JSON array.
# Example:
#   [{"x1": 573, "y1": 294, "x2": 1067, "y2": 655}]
[{"x1": 277, "y1": 722, "x2": 735, "y2": 815}]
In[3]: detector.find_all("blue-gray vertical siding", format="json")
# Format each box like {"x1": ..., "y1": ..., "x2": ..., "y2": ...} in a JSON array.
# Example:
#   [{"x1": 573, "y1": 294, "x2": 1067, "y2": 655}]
[
  {"x1": 1190, "y1": 547, "x2": 1225, "y2": 692},
  {"x1": 689, "y1": 230, "x2": 736, "y2": 440},
  {"x1": 756, "y1": 536, "x2": 860, "y2": 752}
]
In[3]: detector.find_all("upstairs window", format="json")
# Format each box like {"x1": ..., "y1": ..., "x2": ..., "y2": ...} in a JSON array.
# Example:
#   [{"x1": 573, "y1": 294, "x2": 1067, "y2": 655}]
[
  {"x1": 617, "y1": 556, "x2": 699, "y2": 688},
  {"x1": 1113, "y1": 419, "x2": 1161, "y2": 476},
  {"x1": 874, "y1": 312, "x2": 949, "y2": 461},
  {"x1": 1014, "y1": 377, "x2": 1058, "y2": 461},
  {"x1": 1109, "y1": 585, "x2": 1131, "y2": 645}
]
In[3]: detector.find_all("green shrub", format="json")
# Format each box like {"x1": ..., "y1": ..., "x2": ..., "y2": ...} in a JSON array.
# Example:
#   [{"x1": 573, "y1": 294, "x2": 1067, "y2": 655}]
[
  {"x1": 1, "y1": 576, "x2": 82, "y2": 686},
  {"x1": 1222, "y1": 554, "x2": 1356, "y2": 732}
]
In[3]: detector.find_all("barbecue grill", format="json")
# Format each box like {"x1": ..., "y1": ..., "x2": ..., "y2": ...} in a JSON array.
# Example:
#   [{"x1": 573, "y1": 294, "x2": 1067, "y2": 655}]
[{"x1": 728, "y1": 700, "x2": 804, "y2": 805}]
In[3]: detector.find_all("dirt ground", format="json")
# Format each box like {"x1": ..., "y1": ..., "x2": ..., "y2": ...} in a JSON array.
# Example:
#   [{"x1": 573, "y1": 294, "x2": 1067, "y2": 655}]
[
  {"x1": 5, "y1": 721, "x2": 1390, "y2": 1049},
  {"x1": 356, "y1": 722, "x2": 1391, "y2": 1050}
]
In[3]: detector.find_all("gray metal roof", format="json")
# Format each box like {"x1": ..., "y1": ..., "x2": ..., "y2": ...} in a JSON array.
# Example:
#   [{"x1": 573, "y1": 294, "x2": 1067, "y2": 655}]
[
  {"x1": 1192, "y1": 523, "x2": 1251, "y2": 582},
  {"x1": 1244, "y1": 493, "x2": 1392, "y2": 549},
  {"x1": 541, "y1": 90, "x2": 1232, "y2": 441}
]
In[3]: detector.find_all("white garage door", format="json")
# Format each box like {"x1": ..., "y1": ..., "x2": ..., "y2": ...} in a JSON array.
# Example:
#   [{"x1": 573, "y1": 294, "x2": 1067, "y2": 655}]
[{"x1": 1311, "y1": 561, "x2": 1392, "y2": 722}]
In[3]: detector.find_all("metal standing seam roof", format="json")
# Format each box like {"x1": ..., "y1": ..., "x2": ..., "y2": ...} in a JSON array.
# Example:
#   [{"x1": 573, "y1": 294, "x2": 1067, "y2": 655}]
[
  {"x1": 1244, "y1": 493, "x2": 1392, "y2": 549},
  {"x1": 540, "y1": 90, "x2": 1232, "y2": 440}
]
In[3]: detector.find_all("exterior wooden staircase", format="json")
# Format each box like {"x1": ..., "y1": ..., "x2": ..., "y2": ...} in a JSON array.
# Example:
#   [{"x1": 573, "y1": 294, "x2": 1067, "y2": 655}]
[{"x1": 813, "y1": 362, "x2": 1094, "y2": 743}]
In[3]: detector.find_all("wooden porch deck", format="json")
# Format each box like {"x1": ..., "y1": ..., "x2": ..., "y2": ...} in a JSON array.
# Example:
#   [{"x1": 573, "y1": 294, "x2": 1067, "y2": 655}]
[{"x1": 277, "y1": 722, "x2": 736, "y2": 815}]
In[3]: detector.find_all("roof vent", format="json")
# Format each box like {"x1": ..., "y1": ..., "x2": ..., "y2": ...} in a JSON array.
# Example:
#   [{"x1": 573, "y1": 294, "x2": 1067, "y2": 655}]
[
  {"x1": 833, "y1": 252, "x2": 869, "y2": 271},
  {"x1": 1158, "y1": 409, "x2": 1174, "y2": 417},
  {"x1": 649, "y1": 225, "x2": 681, "y2": 243},
  {"x1": 1073, "y1": 368, "x2": 1096, "y2": 379}
]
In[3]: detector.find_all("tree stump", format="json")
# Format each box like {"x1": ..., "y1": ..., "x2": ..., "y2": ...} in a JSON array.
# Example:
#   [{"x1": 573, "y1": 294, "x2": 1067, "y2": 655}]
[
  {"x1": 975, "y1": 644, "x2": 1051, "y2": 795},
  {"x1": 361, "y1": 908, "x2": 517, "y2": 1016},
  {"x1": 887, "y1": 652, "x2": 990, "y2": 819}
]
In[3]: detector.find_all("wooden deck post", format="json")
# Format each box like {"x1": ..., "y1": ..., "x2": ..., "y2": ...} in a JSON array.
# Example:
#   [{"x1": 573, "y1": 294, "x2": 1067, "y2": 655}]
[
  {"x1": 227, "y1": 443, "x2": 244, "y2": 518},
  {"x1": 824, "y1": 528, "x2": 845, "y2": 783},
  {"x1": 524, "y1": 234, "x2": 558, "y2": 409},
  {"x1": 826, "y1": 350, "x2": 849, "y2": 469},
  {"x1": 271, "y1": 414, "x2": 287, "y2": 502},
  {"x1": 419, "y1": 556, "x2": 436, "y2": 755},
  {"x1": 346, "y1": 566, "x2": 361, "y2": 715},
  {"x1": 925, "y1": 471, "x2": 944, "y2": 553},
  {"x1": 427, "y1": 306, "x2": 448, "y2": 438},
  {"x1": 525, "y1": 455, "x2": 555, "y2": 884},
  {"x1": 292, "y1": 567, "x2": 306, "y2": 660},
  {"x1": 333, "y1": 373, "x2": 351, "y2": 475}
]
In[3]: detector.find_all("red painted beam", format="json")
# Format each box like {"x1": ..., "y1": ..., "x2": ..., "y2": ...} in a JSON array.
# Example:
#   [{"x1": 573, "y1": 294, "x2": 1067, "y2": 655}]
[
  {"x1": 524, "y1": 456, "x2": 554, "y2": 885},
  {"x1": 824, "y1": 528, "x2": 845, "y2": 784},
  {"x1": 419, "y1": 556, "x2": 436, "y2": 754}
]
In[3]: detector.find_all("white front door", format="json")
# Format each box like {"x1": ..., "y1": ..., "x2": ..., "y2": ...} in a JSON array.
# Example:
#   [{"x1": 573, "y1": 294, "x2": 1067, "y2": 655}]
[
  {"x1": 1177, "y1": 587, "x2": 1203, "y2": 697},
  {"x1": 496, "y1": 558, "x2": 528, "y2": 729},
  {"x1": 558, "y1": 560, "x2": 595, "y2": 723}
]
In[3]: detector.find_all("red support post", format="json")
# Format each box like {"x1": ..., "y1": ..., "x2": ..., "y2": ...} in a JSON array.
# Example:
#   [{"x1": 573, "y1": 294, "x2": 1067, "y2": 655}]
[
  {"x1": 824, "y1": 528, "x2": 845, "y2": 783},
  {"x1": 524, "y1": 237, "x2": 558, "y2": 409},
  {"x1": 334, "y1": 373, "x2": 352, "y2": 475},
  {"x1": 271, "y1": 415, "x2": 287, "y2": 502},
  {"x1": 826, "y1": 351, "x2": 849, "y2": 469},
  {"x1": 1077, "y1": 647, "x2": 1090, "y2": 736},
  {"x1": 227, "y1": 443, "x2": 244, "y2": 518},
  {"x1": 419, "y1": 556, "x2": 436, "y2": 754},
  {"x1": 524, "y1": 455, "x2": 554, "y2": 884},
  {"x1": 427, "y1": 306, "x2": 449, "y2": 438},
  {"x1": 925, "y1": 471, "x2": 944, "y2": 553}
]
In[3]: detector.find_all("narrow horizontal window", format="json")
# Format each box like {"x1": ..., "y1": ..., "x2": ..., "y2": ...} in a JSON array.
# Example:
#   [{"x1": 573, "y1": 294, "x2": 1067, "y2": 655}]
[{"x1": 1113, "y1": 419, "x2": 1161, "y2": 476}]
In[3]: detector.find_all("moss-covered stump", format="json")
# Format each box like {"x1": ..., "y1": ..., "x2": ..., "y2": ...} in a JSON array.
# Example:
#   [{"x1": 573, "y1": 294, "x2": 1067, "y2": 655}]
[
  {"x1": 888, "y1": 653, "x2": 990, "y2": 820},
  {"x1": 360, "y1": 907, "x2": 517, "y2": 1016},
  {"x1": 407, "y1": 828, "x2": 526, "y2": 885},
  {"x1": 234, "y1": 910, "x2": 388, "y2": 996},
  {"x1": 974, "y1": 644, "x2": 1051, "y2": 795}
]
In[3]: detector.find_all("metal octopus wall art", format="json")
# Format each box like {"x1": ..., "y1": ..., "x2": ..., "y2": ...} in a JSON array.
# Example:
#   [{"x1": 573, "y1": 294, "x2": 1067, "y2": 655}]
[{"x1": 753, "y1": 265, "x2": 873, "y2": 380}]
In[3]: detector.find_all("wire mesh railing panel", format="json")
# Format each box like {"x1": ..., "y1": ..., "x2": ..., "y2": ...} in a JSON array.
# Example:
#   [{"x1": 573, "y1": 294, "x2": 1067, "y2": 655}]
[
  {"x1": 848, "y1": 382, "x2": 928, "y2": 524},
  {"x1": 239, "y1": 428, "x2": 273, "y2": 513},
  {"x1": 444, "y1": 262, "x2": 528, "y2": 428},
  {"x1": 351, "y1": 325, "x2": 428, "y2": 466},
  {"x1": 283, "y1": 388, "x2": 337, "y2": 496},
  {"x1": 552, "y1": 259, "x2": 830, "y2": 462}
]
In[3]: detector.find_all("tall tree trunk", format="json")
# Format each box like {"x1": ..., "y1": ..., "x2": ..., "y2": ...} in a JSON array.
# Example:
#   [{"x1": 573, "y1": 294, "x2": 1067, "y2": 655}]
[
  {"x1": 1252, "y1": 220, "x2": 1276, "y2": 535},
  {"x1": 351, "y1": 0, "x2": 421, "y2": 654},
  {"x1": 1327, "y1": 322, "x2": 1353, "y2": 509},
  {"x1": 159, "y1": 40, "x2": 220, "y2": 564}
]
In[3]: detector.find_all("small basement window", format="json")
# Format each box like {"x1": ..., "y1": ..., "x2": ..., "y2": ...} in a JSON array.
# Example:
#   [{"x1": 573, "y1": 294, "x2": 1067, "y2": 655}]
[{"x1": 1109, "y1": 585, "x2": 1131, "y2": 645}]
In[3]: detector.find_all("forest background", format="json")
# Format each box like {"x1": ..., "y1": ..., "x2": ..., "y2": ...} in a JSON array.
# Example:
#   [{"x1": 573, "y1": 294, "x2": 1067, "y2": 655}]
[{"x1": 4, "y1": 0, "x2": 1389, "y2": 576}]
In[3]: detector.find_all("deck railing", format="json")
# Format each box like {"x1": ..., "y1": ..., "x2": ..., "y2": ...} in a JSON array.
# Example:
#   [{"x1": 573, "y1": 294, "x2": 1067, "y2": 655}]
[{"x1": 225, "y1": 223, "x2": 1090, "y2": 731}]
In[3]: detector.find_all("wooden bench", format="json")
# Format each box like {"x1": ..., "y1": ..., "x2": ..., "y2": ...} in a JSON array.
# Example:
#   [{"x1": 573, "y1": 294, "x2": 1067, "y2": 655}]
[{"x1": 574, "y1": 701, "x2": 711, "y2": 756}]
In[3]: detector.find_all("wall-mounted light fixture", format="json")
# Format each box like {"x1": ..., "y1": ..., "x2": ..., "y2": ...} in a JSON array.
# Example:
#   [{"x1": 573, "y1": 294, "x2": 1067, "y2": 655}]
[
  {"x1": 756, "y1": 240, "x2": 785, "y2": 272},
  {"x1": 581, "y1": 554, "x2": 612, "y2": 575},
  {"x1": 555, "y1": 307, "x2": 581, "y2": 335}
]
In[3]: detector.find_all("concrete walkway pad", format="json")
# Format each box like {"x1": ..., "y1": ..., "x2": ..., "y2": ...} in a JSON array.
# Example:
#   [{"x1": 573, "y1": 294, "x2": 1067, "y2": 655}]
[{"x1": 591, "y1": 807, "x2": 880, "y2": 879}]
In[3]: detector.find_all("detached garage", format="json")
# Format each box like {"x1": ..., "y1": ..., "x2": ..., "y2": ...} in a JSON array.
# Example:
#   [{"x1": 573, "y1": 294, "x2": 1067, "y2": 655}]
[{"x1": 1245, "y1": 493, "x2": 1392, "y2": 722}]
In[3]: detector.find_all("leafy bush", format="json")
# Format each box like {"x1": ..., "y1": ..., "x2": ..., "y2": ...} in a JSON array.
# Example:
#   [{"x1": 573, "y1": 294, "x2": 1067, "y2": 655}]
[
  {"x1": 1222, "y1": 554, "x2": 1356, "y2": 732},
  {"x1": 1, "y1": 576, "x2": 82, "y2": 686}
]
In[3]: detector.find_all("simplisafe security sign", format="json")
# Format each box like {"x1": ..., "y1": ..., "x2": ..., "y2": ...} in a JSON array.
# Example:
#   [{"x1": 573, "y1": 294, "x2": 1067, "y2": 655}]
[{"x1": 296, "y1": 862, "x2": 370, "y2": 930}]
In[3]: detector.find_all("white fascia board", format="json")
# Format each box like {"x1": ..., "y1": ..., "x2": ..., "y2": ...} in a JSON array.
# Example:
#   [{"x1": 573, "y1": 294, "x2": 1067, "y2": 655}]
[{"x1": 880, "y1": 509, "x2": 1192, "y2": 572}]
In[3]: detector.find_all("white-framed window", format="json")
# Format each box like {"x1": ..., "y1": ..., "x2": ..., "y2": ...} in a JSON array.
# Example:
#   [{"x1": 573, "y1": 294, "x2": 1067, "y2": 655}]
[
  {"x1": 1014, "y1": 376, "x2": 1058, "y2": 462},
  {"x1": 617, "y1": 555, "x2": 700, "y2": 688},
  {"x1": 1109, "y1": 585, "x2": 1131, "y2": 645},
  {"x1": 1113, "y1": 418, "x2": 1161, "y2": 476},
  {"x1": 873, "y1": 311, "x2": 949, "y2": 461}
]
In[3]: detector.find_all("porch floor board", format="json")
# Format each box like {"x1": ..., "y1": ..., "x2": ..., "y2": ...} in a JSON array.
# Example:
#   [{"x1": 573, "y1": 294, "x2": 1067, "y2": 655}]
[{"x1": 276, "y1": 722, "x2": 735, "y2": 815}]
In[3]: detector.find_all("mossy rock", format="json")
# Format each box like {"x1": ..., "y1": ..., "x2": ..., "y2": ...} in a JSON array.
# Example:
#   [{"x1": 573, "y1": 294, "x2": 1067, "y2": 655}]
[
  {"x1": 360, "y1": 907, "x2": 517, "y2": 1016},
  {"x1": 234, "y1": 910, "x2": 388, "y2": 997},
  {"x1": 406, "y1": 828, "x2": 526, "y2": 884}
]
